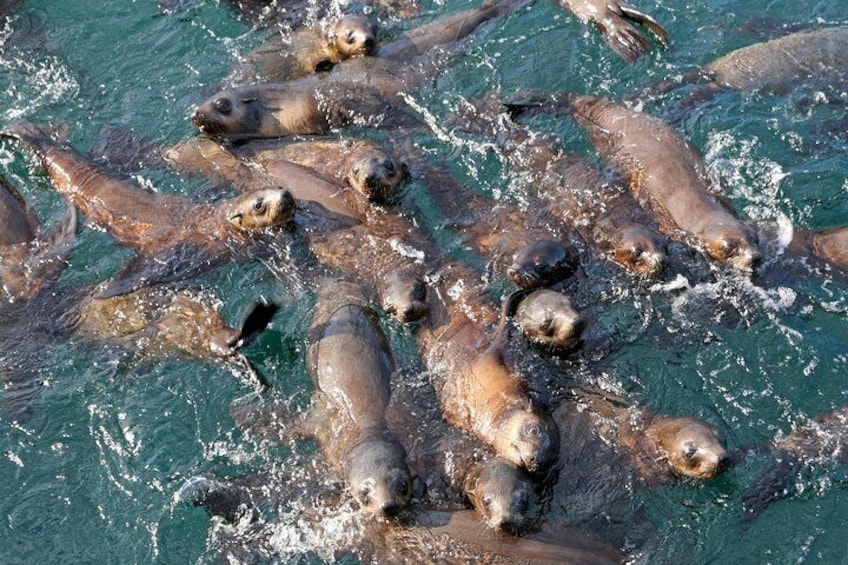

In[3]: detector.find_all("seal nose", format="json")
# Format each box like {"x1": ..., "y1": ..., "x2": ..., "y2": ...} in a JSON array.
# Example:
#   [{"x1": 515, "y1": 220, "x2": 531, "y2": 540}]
[
  {"x1": 363, "y1": 37, "x2": 376, "y2": 52},
  {"x1": 380, "y1": 501, "x2": 400, "y2": 518}
]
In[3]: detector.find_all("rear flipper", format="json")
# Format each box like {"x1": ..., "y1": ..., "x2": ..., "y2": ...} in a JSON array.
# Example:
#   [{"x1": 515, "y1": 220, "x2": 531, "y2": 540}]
[
  {"x1": 559, "y1": 0, "x2": 668, "y2": 63},
  {"x1": 175, "y1": 476, "x2": 257, "y2": 524},
  {"x1": 740, "y1": 453, "x2": 799, "y2": 523}
]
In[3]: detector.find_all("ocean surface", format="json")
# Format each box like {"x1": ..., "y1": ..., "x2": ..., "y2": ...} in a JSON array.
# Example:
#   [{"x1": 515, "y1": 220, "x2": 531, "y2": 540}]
[{"x1": 1, "y1": 0, "x2": 847, "y2": 563}]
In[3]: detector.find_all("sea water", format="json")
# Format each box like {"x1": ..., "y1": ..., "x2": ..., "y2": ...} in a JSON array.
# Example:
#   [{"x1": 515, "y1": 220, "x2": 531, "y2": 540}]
[{"x1": 1, "y1": 0, "x2": 847, "y2": 562}]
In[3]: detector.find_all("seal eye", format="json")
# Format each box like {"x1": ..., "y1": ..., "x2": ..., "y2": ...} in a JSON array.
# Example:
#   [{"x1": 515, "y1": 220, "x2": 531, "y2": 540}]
[
  {"x1": 683, "y1": 443, "x2": 698, "y2": 461},
  {"x1": 345, "y1": 30, "x2": 356, "y2": 44},
  {"x1": 213, "y1": 97, "x2": 232, "y2": 116},
  {"x1": 524, "y1": 422, "x2": 541, "y2": 438},
  {"x1": 481, "y1": 494, "x2": 493, "y2": 510},
  {"x1": 358, "y1": 484, "x2": 372, "y2": 506},
  {"x1": 383, "y1": 160, "x2": 395, "y2": 174},
  {"x1": 252, "y1": 198, "x2": 266, "y2": 214}
]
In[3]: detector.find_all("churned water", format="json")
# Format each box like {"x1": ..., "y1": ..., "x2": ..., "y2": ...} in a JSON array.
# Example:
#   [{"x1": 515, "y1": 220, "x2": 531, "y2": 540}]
[{"x1": 1, "y1": 0, "x2": 847, "y2": 563}]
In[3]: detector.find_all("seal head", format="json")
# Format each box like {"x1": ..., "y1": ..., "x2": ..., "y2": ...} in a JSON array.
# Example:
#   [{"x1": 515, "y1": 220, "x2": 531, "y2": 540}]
[
  {"x1": 647, "y1": 417, "x2": 729, "y2": 480},
  {"x1": 702, "y1": 221, "x2": 760, "y2": 271},
  {"x1": 348, "y1": 149, "x2": 408, "y2": 202},
  {"x1": 345, "y1": 437, "x2": 413, "y2": 517},
  {"x1": 507, "y1": 239, "x2": 578, "y2": 290},
  {"x1": 594, "y1": 219, "x2": 666, "y2": 277},
  {"x1": 331, "y1": 14, "x2": 377, "y2": 58},
  {"x1": 227, "y1": 188, "x2": 295, "y2": 229},
  {"x1": 380, "y1": 269, "x2": 428, "y2": 323},
  {"x1": 466, "y1": 457, "x2": 537, "y2": 532},
  {"x1": 493, "y1": 401, "x2": 559, "y2": 474},
  {"x1": 192, "y1": 89, "x2": 268, "y2": 137},
  {"x1": 515, "y1": 289, "x2": 585, "y2": 352}
]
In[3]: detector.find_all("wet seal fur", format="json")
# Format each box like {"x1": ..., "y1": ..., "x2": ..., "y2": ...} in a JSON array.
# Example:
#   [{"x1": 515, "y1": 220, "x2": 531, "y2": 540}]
[
  {"x1": 3, "y1": 121, "x2": 295, "y2": 297},
  {"x1": 423, "y1": 275, "x2": 561, "y2": 474},
  {"x1": 306, "y1": 279, "x2": 413, "y2": 516}
]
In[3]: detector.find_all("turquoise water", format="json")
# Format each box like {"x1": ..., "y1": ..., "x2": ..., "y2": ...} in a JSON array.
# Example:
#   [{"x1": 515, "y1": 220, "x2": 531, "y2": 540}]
[{"x1": 1, "y1": 0, "x2": 847, "y2": 562}]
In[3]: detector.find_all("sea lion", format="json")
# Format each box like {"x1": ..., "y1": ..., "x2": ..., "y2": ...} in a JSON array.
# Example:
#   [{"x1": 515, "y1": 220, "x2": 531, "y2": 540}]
[
  {"x1": 556, "y1": 0, "x2": 668, "y2": 62},
  {"x1": 514, "y1": 289, "x2": 586, "y2": 352},
  {"x1": 449, "y1": 94, "x2": 667, "y2": 278},
  {"x1": 741, "y1": 405, "x2": 848, "y2": 521},
  {"x1": 3, "y1": 121, "x2": 295, "y2": 297},
  {"x1": 230, "y1": 14, "x2": 377, "y2": 84},
  {"x1": 305, "y1": 278, "x2": 413, "y2": 517},
  {"x1": 421, "y1": 271, "x2": 561, "y2": 474},
  {"x1": 367, "y1": 509, "x2": 624, "y2": 564},
  {"x1": 192, "y1": 0, "x2": 525, "y2": 140},
  {"x1": 73, "y1": 284, "x2": 277, "y2": 363},
  {"x1": 570, "y1": 386, "x2": 730, "y2": 484},
  {"x1": 525, "y1": 92, "x2": 760, "y2": 271},
  {"x1": 0, "y1": 173, "x2": 77, "y2": 302},
  {"x1": 164, "y1": 135, "x2": 408, "y2": 204}
]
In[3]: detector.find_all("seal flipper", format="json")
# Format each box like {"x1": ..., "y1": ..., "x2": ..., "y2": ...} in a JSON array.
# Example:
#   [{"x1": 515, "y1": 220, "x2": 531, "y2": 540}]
[
  {"x1": 24, "y1": 199, "x2": 78, "y2": 291},
  {"x1": 98, "y1": 241, "x2": 224, "y2": 298},
  {"x1": 175, "y1": 476, "x2": 257, "y2": 524},
  {"x1": 91, "y1": 124, "x2": 167, "y2": 173},
  {"x1": 740, "y1": 452, "x2": 799, "y2": 522}
]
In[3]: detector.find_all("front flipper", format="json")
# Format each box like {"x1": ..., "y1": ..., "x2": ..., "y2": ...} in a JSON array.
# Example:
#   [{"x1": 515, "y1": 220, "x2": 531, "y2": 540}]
[
  {"x1": 741, "y1": 452, "x2": 799, "y2": 522},
  {"x1": 561, "y1": 0, "x2": 668, "y2": 62},
  {"x1": 98, "y1": 242, "x2": 224, "y2": 298},
  {"x1": 175, "y1": 476, "x2": 257, "y2": 524}
]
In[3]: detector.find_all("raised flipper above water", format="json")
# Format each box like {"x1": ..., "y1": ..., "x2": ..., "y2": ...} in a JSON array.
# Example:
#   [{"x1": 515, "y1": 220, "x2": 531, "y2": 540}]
[{"x1": 558, "y1": 0, "x2": 668, "y2": 62}]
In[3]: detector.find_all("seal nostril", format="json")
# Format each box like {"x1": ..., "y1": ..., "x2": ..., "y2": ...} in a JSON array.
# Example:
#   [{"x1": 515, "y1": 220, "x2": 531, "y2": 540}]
[{"x1": 381, "y1": 502, "x2": 400, "y2": 517}]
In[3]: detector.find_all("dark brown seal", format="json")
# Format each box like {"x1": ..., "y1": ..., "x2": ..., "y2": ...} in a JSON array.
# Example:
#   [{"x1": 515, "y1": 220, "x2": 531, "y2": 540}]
[
  {"x1": 4, "y1": 121, "x2": 294, "y2": 297},
  {"x1": 305, "y1": 279, "x2": 413, "y2": 517},
  {"x1": 557, "y1": 0, "x2": 668, "y2": 62},
  {"x1": 554, "y1": 93, "x2": 760, "y2": 270},
  {"x1": 0, "y1": 173, "x2": 77, "y2": 302},
  {"x1": 230, "y1": 14, "x2": 377, "y2": 84}
]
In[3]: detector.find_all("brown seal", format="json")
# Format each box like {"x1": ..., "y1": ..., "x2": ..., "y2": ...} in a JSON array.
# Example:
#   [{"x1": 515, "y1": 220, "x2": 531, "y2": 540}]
[
  {"x1": 421, "y1": 269, "x2": 561, "y2": 474},
  {"x1": 557, "y1": 0, "x2": 668, "y2": 62},
  {"x1": 570, "y1": 386, "x2": 730, "y2": 484},
  {"x1": 742, "y1": 405, "x2": 848, "y2": 520},
  {"x1": 230, "y1": 14, "x2": 377, "y2": 84},
  {"x1": 449, "y1": 94, "x2": 667, "y2": 277},
  {"x1": 550, "y1": 93, "x2": 760, "y2": 271},
  {"x1": 192, "y1": 0, "x2": 525, "y2": 139},
  {"x1": 4, "y1": 121, "x2": 294, "y2": 297},
  {"x1": 164, "y1": 135, "x2": 408, "y2": 204},
  {"x1": 0, "y1": 173, "x2": 77, "y2": 302},
  {"x1": 305, "y1": 279, "x2": 413, "y2": 517},
  {"x1": 507, "y1": 239, "x2": 579, "y2": 290}
]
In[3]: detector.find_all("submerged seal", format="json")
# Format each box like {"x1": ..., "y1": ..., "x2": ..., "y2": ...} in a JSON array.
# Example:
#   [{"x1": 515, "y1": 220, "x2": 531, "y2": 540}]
[
  {"x1": 451, "y1": 94, "x2": 667, "y2": 277},
  {"x1": 742, "y1": 405, "x2": 848, "y2": 521},
  {"x1": 4, "y1": 121, "x2": 294, "y2": 297},
  {"x1": 571, "y1": 387, "x2": 730, "y2": 484},
  {"x1": 306, "y1": 279, "x2": 413, "y2": 516}
]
